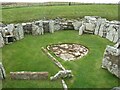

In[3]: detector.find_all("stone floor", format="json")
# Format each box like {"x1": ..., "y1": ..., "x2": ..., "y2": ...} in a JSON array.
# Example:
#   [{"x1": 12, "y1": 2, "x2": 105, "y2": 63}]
[{"x1": 47, "y1": 43, "x2": 89, "y2": 61}]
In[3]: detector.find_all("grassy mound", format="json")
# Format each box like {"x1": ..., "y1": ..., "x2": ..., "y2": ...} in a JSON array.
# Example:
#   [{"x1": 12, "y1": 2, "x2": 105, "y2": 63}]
[{"x1": 2, "y1": 4, "x2": 118, "y2": 24}]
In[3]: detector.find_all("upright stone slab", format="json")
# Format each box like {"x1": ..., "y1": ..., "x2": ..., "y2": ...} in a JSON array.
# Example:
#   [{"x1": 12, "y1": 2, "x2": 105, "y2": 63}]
[
  {"x1": 102, "y1": 42, "x2": 120, "y2": 78},
  {"x1": 14, "y1": 24, "x2": 24, "y2": 40},
  {"x1": 94, "y1": 18, "x2": 107, "y2": 35},
  {"x1": 79, "y1": 24, "x2": 85, "y2": 35},
  {"x1": 73, "y1": 21, "x2": 82, "y2": 30},
  {"x1": 23, "y1": 23, "x2": 32, "y2": 34},
  {"x1": 0, "y1": 62, "x2": 6, "y2": 80},
  {"x1": 32, "y1": 22, "x2": 41, "y2": 35},
  {"x1": 49, "y1": 20, "x2": 54, "y2": 33},
  {"x1": 106, "y1": 24, "x2": 115, "y2": 42},
  {"x1": 43, "y1": 21, "x2": 49, "y2": 33},
  {"x1": 84, "y1": 23, "x2": 95, "y2": 34},
  {"x1": 113, "y1": 25, "x2": 119, "y2": 43},
  {"x1": 35, "y1": 20, "x2": 44, "y2": 35},
  {"x1": 7, "y1": 24, "x2": 14, "y2": 36},
  {"x1": 0, "y1": 32, "x2": 4, "y2": 48}
]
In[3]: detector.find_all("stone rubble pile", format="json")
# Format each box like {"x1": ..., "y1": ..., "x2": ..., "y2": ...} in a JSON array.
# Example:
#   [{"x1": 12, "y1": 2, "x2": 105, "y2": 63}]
[{"x1": 102, "y1": 41, "x2": 120, "y2": 78}]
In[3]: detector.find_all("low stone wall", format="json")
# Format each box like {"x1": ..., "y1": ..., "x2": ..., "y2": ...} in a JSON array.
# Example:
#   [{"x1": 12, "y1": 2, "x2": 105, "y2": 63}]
[
  {"x1": 0, "y1": 16, "x2": 120, "y2": 48},
  {"x1": 10, "y1": 71, "x2": 48, "y2": 80}
]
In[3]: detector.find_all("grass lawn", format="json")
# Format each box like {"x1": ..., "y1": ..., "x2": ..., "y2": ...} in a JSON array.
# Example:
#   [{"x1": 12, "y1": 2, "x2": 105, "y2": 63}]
[
  {"x1": 2, "y1": 4, "x2": 118, "y2": 24},
  {"x1": 2, "y1": 30, "x2": 119, "y2": 88}
]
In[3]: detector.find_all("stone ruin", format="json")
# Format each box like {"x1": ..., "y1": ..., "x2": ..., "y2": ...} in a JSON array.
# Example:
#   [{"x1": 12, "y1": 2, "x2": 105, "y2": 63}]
[
  {"x1": 102, "y1": 41, "x2": 120, "y2": 78},
  {"x1": 0, "y1": 16, "x2": 120, "y2": 48},
  {"x1": 0, "y1": 16, "x2": 119, "y2": 80},
  {"x1": 47, "y1": 43, "x2": 88, "y2": 61}
]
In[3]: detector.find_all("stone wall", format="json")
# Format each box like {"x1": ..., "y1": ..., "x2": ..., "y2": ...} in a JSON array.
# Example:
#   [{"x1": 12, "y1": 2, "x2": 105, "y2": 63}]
[
  {"x1": 10, "y1": 71, "x2": 48, "y2": 80},
  {"x1": 0, "y1": 16, "x2": 119, "y2": 47}
]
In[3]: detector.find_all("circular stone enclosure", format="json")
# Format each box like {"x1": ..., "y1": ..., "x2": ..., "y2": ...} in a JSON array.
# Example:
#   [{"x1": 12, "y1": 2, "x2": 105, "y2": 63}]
[{"x1": 47, "y1": 43, "x2": 89, "y2": 61}]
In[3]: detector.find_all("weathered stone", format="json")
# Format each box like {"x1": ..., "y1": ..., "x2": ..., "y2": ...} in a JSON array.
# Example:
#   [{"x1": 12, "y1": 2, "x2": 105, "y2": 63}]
[
  {"x1": 10, "y1": 71, "x2": 48, "y2": 80},
  {"x1": 23, "y1": 23, "x2": 32, "y2": 34},
  {"x1": 36, "y1": 20, "x2": 44, "y2": 35},
  {"x1": 102, "y1": 43, "x2": 120, "y2": 78},
  {"x1": 7, "y1": 24, "x2": 14, "y2": 36},
  {"x1": 106, "y1": 24, "x2": 116, "y2": 42},
  {"x1": 94, "y1": 18, "x2": 107, "y2": 35},
  {"x1": 54, "y1": 22, "x2": 61, "y2": 31},
  {"x1": 49, "y1": 20, "x2": 54, "y2": 33},
  {"x1": 111, "y1": 87, "x2": 120, "y2": 90},
  {"x1": 79, "y1": 24, "x2": 85, "y2": 35},
  {"x1": 0, "y1": 62, "x2": 6, "y2": 80},
  {"x1": 32, "y1": 23, "x2": 41, "y2": 35},
  {"x1": 14, "y1": 24, "x2": 24, "y2": 40},
  {"x1": 42, "y1": 47, "x2": 65, "y2": 70},
  {"x1": 50, "y1": 70, "x2": 73, "y2": 80},
  {"x1": 62, "y1": 79, "x2": 68, "y2": 90},
  {"x1": 84, "y1": 23, "x2": 95, "y2": 34},
  {"x1": 43, "y1": 21, "x2": 49, "y2": 33},
  {"x1": 112, "y1": 25, "x2": 119, "y2": 43},
  {"x1": 0, "y1": 32, "x2": 4, "y2": 48},
  {"x1": 73, "y1": 21, "x2": 82, "y2": 30}
]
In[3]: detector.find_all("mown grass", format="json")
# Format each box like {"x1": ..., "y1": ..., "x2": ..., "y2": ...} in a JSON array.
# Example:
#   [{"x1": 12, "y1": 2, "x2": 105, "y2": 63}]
[
  {"x1": 2, "y1": 30, "x2": 119, "y2": 88},
  {"x1": 2, "y1": 4, "x2": 118, "y2": 24}
]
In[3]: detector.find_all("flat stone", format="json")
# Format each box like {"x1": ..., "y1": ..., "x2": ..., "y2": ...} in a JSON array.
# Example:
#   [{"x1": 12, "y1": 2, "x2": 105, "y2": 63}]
[
  {"x1": 47, "y1": 43, "x2": 88, "y2": 61},
  {"x1": 10, "y1": 71, "x2": 48, "y2": 80}
]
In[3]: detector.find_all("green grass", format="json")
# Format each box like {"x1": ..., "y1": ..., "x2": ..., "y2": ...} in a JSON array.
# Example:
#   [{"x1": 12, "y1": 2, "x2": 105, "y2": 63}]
[
  {"x1": 2, "y1": 30, "x2": 119, "y2": 88},
  {"x1": 2, "y1": 4, "x2": 118, "y2": 24}
]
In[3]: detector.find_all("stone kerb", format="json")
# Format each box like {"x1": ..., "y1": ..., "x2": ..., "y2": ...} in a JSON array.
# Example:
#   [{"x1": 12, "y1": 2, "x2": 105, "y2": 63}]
[{"x1": 10, "y1": 71, "x2": 48, "y2": 80}]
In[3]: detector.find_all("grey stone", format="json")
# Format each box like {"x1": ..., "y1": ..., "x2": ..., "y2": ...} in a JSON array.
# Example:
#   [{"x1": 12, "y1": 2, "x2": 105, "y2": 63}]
[
  {"x1": 111, "y1": 87, "x2": 120, "y2": 90},
  {"x1": 62, "y1": 79, "x2": 68, "y2": 90},
  {"x1": 84, "y1": 23, "x2": 95, "y2": 34},
  {"x1": 49, "y1": 20, "x2": 54, "y2": 33},
  {"x1": 54, "y1": 22, "x2": 61, "y2": 31},
  {"x1": 0, "y1": 62, "x2": 6, "y2": 80},
  {"x1": 79, "y1": 24, "x2": 85, "y2": 35},
  {"x1": 73, "y1": 21, "x2": 82, "y2": 30},
  {"x1": 0, "y1": 32, "x2": 4, "y2": 48},
  {"x1": 50, "y1": 70, "x2": 73, "y2": 80},
  {"x1": 14, "y1": 24, "x2": 24, "y2": 40},
  {"x1": 94, "y1": 18, "x2": 107, "y2": 35},
  {"x1": 10, "y1": 71, "x2": 48, "y2": 80},
  {"x1": 32, "y1": 23, "x2": 41, "y2": 35},
  {"x1": 102, "y1": 43, "x2": 120, "y2": 78}
]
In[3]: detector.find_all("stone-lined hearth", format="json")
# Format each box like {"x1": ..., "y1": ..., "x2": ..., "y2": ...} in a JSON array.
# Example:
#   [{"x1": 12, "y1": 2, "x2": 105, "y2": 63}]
[{"x1": 47, "y1": 43, "x2": 88, "y2": 61}]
